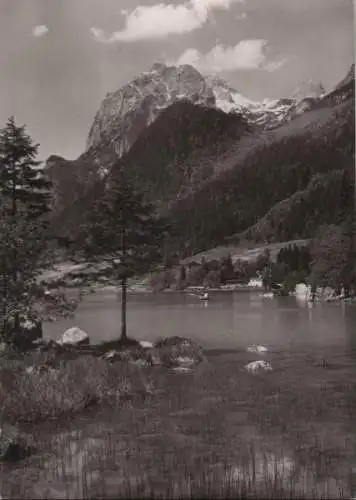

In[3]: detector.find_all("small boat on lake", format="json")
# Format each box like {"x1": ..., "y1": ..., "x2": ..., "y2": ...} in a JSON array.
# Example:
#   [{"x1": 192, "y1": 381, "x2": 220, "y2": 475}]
[{"x1": 188, "y1": 289, "x2": 210, "y2": 301}]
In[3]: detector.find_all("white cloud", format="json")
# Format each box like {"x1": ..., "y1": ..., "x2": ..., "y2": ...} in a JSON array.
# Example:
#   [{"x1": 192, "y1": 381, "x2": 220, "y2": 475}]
[
  {"x1": 174, "y1": 40, "x2": 267, "y2": 72},
  {"x1": 91, "y1": 0, "x2": 245, "y2": 43},
  {"x1": 32, "y1": 25, "x2": 49, "y2": 38}
]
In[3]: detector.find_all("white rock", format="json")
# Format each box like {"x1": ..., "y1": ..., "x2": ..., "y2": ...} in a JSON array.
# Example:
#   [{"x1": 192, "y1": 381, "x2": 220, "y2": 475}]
[
  {"x1": 139, "y1": 340, "x2": 154, "y2": 349},
  {"x1": 176, "y1": 356, "x2": 195, "y2": 366},
  {"x1": 56, "y1": 327, "x2": 89, "y2": 346},
  {"x1": 103, "y1": 350, "x2": 116, "y2": 360},
  {"x1": 247, "y1": 344, "x2": 268, "y2": 353},
  {"x1": 245, "y1": 360, "x2": 273, "y2": 374}
]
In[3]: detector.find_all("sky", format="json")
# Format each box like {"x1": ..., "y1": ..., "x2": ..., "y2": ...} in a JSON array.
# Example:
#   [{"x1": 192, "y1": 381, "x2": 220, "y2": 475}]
[{"x1": 0, "y1": 0, "x2": 354, "y2": 161}]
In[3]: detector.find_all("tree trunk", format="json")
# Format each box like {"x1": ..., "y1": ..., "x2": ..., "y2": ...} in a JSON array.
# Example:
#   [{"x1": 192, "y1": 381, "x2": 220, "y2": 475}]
[
  {"x1": 11, "y1": 160, "x2": 20, "y2": 340},
  {"x1": 120, "y1": 277, "x2": 127, "y2": 340},
  {"x1": 0, "y1": 259, "x2": 7, "y2": 339},
  {"x1": 120, "y1": 192, "x2": 127, "y2": 341}
]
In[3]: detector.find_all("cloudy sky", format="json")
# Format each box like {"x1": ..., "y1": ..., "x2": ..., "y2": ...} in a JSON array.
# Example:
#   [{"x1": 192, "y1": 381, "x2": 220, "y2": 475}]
[{"x1": 0, "y1": 0, "x2": 354, "y2": 160}]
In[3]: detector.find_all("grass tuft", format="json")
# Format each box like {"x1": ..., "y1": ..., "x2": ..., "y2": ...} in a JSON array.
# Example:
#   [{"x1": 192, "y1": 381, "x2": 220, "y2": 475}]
[{"x1": 0, "y1": 354, "x2": 152, "y2": 424}]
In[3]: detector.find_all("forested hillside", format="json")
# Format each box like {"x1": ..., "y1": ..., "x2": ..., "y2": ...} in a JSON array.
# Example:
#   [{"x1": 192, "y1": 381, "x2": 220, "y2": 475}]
[{"x1": 49, "y1": 66, "x2": 354, "y2": 263}]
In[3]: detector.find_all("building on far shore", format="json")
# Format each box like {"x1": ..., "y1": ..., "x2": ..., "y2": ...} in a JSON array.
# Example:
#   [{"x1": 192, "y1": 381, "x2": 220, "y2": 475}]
[{"x1": 247, "y1": 277, "x2": 263, "y2": 289}]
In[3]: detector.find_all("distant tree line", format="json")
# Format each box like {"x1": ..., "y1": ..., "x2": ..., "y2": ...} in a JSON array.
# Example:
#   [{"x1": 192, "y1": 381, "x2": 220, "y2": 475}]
[{"x1": 149, "y1": 234, "x2": 355, "y2": 296}]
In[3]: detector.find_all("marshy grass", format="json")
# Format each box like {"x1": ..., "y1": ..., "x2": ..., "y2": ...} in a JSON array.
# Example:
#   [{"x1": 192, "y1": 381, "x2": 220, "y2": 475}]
[
  {"x1": 0, "y1": 352, "x2": 153, "y2": 424},
  {"x1": 20, "y1": 432, "x2": 351, "y2": 499},
  {"x1": 0, "y1": 347, "x2": 355, "y2": 499}
]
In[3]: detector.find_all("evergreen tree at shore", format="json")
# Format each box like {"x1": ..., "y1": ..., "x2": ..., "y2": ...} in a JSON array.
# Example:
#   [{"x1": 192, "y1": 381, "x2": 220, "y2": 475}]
[
  {"x1": 83, "y1": 166, "x2": 168, "y2": 342},
  {"x1": 0, "y1": 117, "x2": 72, "y2": 345},
  {"x1": 0, "y1": 116, "x2": 51, "y2": 219}
]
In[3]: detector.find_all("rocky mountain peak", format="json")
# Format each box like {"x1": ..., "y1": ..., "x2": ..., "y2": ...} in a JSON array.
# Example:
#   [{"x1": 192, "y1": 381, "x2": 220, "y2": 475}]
[
  {"x1": 86, "y1": 62, "x2": 216, "y2": 155},
  {"x1": 83, "y1": 62, "x2": 353, "y2": 180}
]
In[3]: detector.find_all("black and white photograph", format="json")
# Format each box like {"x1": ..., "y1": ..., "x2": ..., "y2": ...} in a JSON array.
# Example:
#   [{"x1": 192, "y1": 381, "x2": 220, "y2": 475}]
[{"x1": 0, "y1": 0, "x2": 355, "y2": 498}]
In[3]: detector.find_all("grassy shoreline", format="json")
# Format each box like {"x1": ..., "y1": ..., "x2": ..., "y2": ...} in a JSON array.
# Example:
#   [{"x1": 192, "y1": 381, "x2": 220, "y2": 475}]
[{"x1": 1, "y1": 342, "x2": 355, "y2": 499}]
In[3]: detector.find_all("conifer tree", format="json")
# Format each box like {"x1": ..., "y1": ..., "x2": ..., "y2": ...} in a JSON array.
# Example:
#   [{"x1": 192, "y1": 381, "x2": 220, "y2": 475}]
[
  {"x1": 84, "y1": 167, "x2": 168, "y2": 342},
  {"x1": 0, "y1": 117, "x2": 72, "y2": 345},
  {"x1": 0, "y1": 116, "x2": 52, "y2": 219}
]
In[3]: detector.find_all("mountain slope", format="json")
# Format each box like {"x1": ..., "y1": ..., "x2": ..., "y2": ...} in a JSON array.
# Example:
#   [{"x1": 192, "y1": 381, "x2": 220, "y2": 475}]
[
  {"x1": 164, "y1": 94, "x2": 354, "y2": 256},
  {"x1": 49, "y1": 64, "x2": 354, "y2": 261},
  {"x1": 46, "y1": 154, "x2": 104, "y2": 216},
  {"x1": 46, "y1": 62, "x2": 333, "y2": 213},
  {"x1": 241, "y1": 168, "x2": 353, "y2": 243},
  {"x1": 115, "y1": 100, "x2": 251, "y2": 206},
  {"x1": 50, "y1": 101, "x2": 251, "y2": 237}
]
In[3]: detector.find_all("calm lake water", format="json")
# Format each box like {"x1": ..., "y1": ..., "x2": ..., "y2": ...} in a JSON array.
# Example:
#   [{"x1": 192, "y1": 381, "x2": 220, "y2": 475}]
[
  {"x1": 2, "y1": 291, "x2": 356, "y2": 499},
  {"x1": 44, "y1": 289, "x2": 356, "y2": 353}
]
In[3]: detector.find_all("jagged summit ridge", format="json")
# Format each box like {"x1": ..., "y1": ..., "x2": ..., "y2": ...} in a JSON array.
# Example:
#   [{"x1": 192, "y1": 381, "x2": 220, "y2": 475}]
[
  {"x1": 86, "y1": 61, "x2": 337, "y2": 161},
  {"x1": 86, "y1": 63, "x2": 216, "y2": 155}
]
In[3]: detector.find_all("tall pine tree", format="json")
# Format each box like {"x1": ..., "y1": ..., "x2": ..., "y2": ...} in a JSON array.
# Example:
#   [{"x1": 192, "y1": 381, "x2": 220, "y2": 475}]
[
  {"x1": 0, "y1": 116, "x2": 52, "y2": 219},
  {"x1": 0, "y1": 117, "x2": 53, "y2": 343},
  {"x1": 83, "y1": 167, "x2": 168, "y2": 342}
]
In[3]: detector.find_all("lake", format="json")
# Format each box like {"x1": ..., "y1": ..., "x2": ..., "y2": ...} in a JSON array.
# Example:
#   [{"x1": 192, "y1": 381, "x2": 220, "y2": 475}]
[
  {"x1": 44, "y1": 289, "x2": 356, "y2": 353},
  {"x1": 2, "y1": 290, "x2": 356, "y2": 499}
]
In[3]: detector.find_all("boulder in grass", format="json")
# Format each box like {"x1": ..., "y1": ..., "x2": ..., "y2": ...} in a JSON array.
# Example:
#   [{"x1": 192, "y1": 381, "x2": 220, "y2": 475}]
[
  {"x1": 152, "y1": 336, "x2": 206, "y2": 369},
  {"x1": 56, "y1": 327, "x2": 90, "y2": 347},
  {"x1": 245, "y1": 360, "x2": 273, "y2": 375},
  {"x1": 0, "y1": 424, "x2": 34, "y2": 462}
]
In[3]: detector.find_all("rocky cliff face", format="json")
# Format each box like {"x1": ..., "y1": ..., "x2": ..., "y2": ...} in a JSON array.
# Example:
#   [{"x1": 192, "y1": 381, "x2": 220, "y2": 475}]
[
  {"x1": 85, "y1": 63, "x2": 326, "y2": 159},
  {"x1": 86, "y1": 63, "x2": 216, "y2": 156}
]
